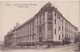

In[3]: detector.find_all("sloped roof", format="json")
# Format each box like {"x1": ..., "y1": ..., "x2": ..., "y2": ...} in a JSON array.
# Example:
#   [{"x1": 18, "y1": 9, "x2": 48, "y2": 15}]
[{"x1": 41, "y1": 2, "x2": 55, "y2": 10}]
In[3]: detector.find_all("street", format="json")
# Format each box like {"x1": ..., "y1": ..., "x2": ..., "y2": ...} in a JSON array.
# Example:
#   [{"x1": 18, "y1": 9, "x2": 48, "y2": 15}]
[{"x1": 0, "y1": 43, "x2": 78, "y2": 52}]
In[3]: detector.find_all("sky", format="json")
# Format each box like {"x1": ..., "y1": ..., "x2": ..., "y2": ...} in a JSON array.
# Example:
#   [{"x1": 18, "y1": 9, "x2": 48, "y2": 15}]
[{"x1": 0, "y1": 1, "x2": 80, "y2": 41}]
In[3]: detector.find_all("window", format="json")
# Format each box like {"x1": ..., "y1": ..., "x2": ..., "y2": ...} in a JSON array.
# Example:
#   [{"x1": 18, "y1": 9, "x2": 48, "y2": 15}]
[
  {"x1": 39, "y1": 27, "x2": 42, "y2": 33},
  {"x1": 57, "y1": 15, "x2": 58, "y2": 18},
  {"x1": 62, "y1": 26, "x2": 63, "y2": 31},
  {"x1": 65, "y1": 34, "x2": 67, "y2": 38},
  {"x1": 32, "y1": 35, "x2": 34, "y2": 39},
  {"x1": 37, "y1": 17, "x2": 38, "y2": 25},
  {"x1": 33, "y1": 21, "x2": 34, "y2": 27},
  {"x1": 54, "y1": 12, "x2": 56, "y2": 17},
  {"x1": 54, "y1": 29, "x2": 56, "y2": 34},
  {"x1": 30, "y1": 42, "x2": 31, "y2": 45},
  {"x1": 37, "y1": 28, "x2": 38, "y2": 33},
  {"x1": 48, "y1": 11, "x2": 53, "y2": 19},
  {"x1": 39, "y1": 37, "x2": 42, "y2": 42},
  {"x1": 43, "y1": 13, "x2": 45, "y2": 17},
  {"x1": 43, "y1": 13, "x2": 45, "y2": 23},
  {"x1": 30, "y1": 23, "x2": 31, "y2": 34},
  {"x1": 54, "y1": 19, "x2": 56, "y2": 24},
  {"x1": 48, "y1": 23, "x2": 53, "y2": 30},
  {"x1": 62, "y1": 19, "x2": 63, "y2": 24},
  {"x1": 48, "y1": 11, "x2": 52, "y2": 13},
  {"x1": 65, "y1": 28, "x2": 66, "y2": 32},
  {"x1": 62, "y1": 34, "x2": 63, "y2": 38},
  {"x1": 40, "y1": 15, "x2": 42, "y2": 24},
  {"x1": 29, "y1": 36, "x2": 31, "y2": 40},
  {"x1": 59, "y1": 35, "x2": 60, "y2": 40},
  {"x1": 43, "y1": 25, "x2": 45, "y2": 31},
  {"x1": 59, "y1": 26, "x2": 60, "y2": 30},
  {"x1": 59, "y1": 16, "x2": 60, "y2": 19},
  {"x1": 28, "y1": 25, "x2": 29, "y2": 34},
  {"x1": 32, "y1": 28, "x2": 34, "y2": 33},
  {"x1": 32, "y1": 42, "x2": 34, "y2": 46}
]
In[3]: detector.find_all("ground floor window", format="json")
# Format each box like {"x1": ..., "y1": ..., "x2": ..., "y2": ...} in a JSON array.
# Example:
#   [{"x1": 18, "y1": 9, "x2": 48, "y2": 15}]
[{"x1": 39, "y1": 37, "x2": 42, "y2": 42}]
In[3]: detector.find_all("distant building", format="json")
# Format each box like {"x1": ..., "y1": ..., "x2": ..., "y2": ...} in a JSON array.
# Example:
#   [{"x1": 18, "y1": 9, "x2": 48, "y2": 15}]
[
  {"x1": 74, "y1": 32, "x2": 80, "y2": 43},
  {"x1": 0, "y1": 41, "x2": 4, "y2": 47},
  {"x1": 4, "y1": 2, "x2": 78, "y2": 47}
]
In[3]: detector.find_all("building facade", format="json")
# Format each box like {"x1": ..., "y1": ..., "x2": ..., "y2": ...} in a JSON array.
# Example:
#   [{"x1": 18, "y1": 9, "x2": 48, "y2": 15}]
[{"x1": 4, "y1": 2, "x2": 78, "y2": 47}]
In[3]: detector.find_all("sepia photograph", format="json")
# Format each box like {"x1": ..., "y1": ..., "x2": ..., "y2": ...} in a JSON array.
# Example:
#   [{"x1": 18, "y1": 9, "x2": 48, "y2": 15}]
[{"x1": 0, "y1": 1, "x2": 80, "y2": 52}]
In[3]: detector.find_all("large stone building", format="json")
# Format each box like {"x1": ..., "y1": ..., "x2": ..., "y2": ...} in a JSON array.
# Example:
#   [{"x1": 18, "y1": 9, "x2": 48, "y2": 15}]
[{"x1": 4, "y1": 2, "x2": 78, "y2": 47}]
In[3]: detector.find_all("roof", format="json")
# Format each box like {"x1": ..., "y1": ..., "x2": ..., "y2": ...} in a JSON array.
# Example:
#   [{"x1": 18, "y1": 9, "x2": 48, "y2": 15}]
[{"x1": 10, "y1": 2, "x2": 78, "y2": 32}]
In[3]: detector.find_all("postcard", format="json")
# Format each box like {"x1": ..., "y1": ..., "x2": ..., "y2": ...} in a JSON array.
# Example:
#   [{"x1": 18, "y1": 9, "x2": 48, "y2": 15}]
[{"x1": 0, "y1": 1, "x2": 80, "y2": 52}]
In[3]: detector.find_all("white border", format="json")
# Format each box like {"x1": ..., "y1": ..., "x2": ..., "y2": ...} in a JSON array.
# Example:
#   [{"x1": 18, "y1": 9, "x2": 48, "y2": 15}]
[{"x1": 0, "y1": 0, "x2": 80, "y2": 1}]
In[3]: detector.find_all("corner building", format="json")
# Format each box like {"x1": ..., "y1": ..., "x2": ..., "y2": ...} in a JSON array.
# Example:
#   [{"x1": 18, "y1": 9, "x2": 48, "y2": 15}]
[{"x1": 4, "y1": 2, "x2": 78, "y2": 47}]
